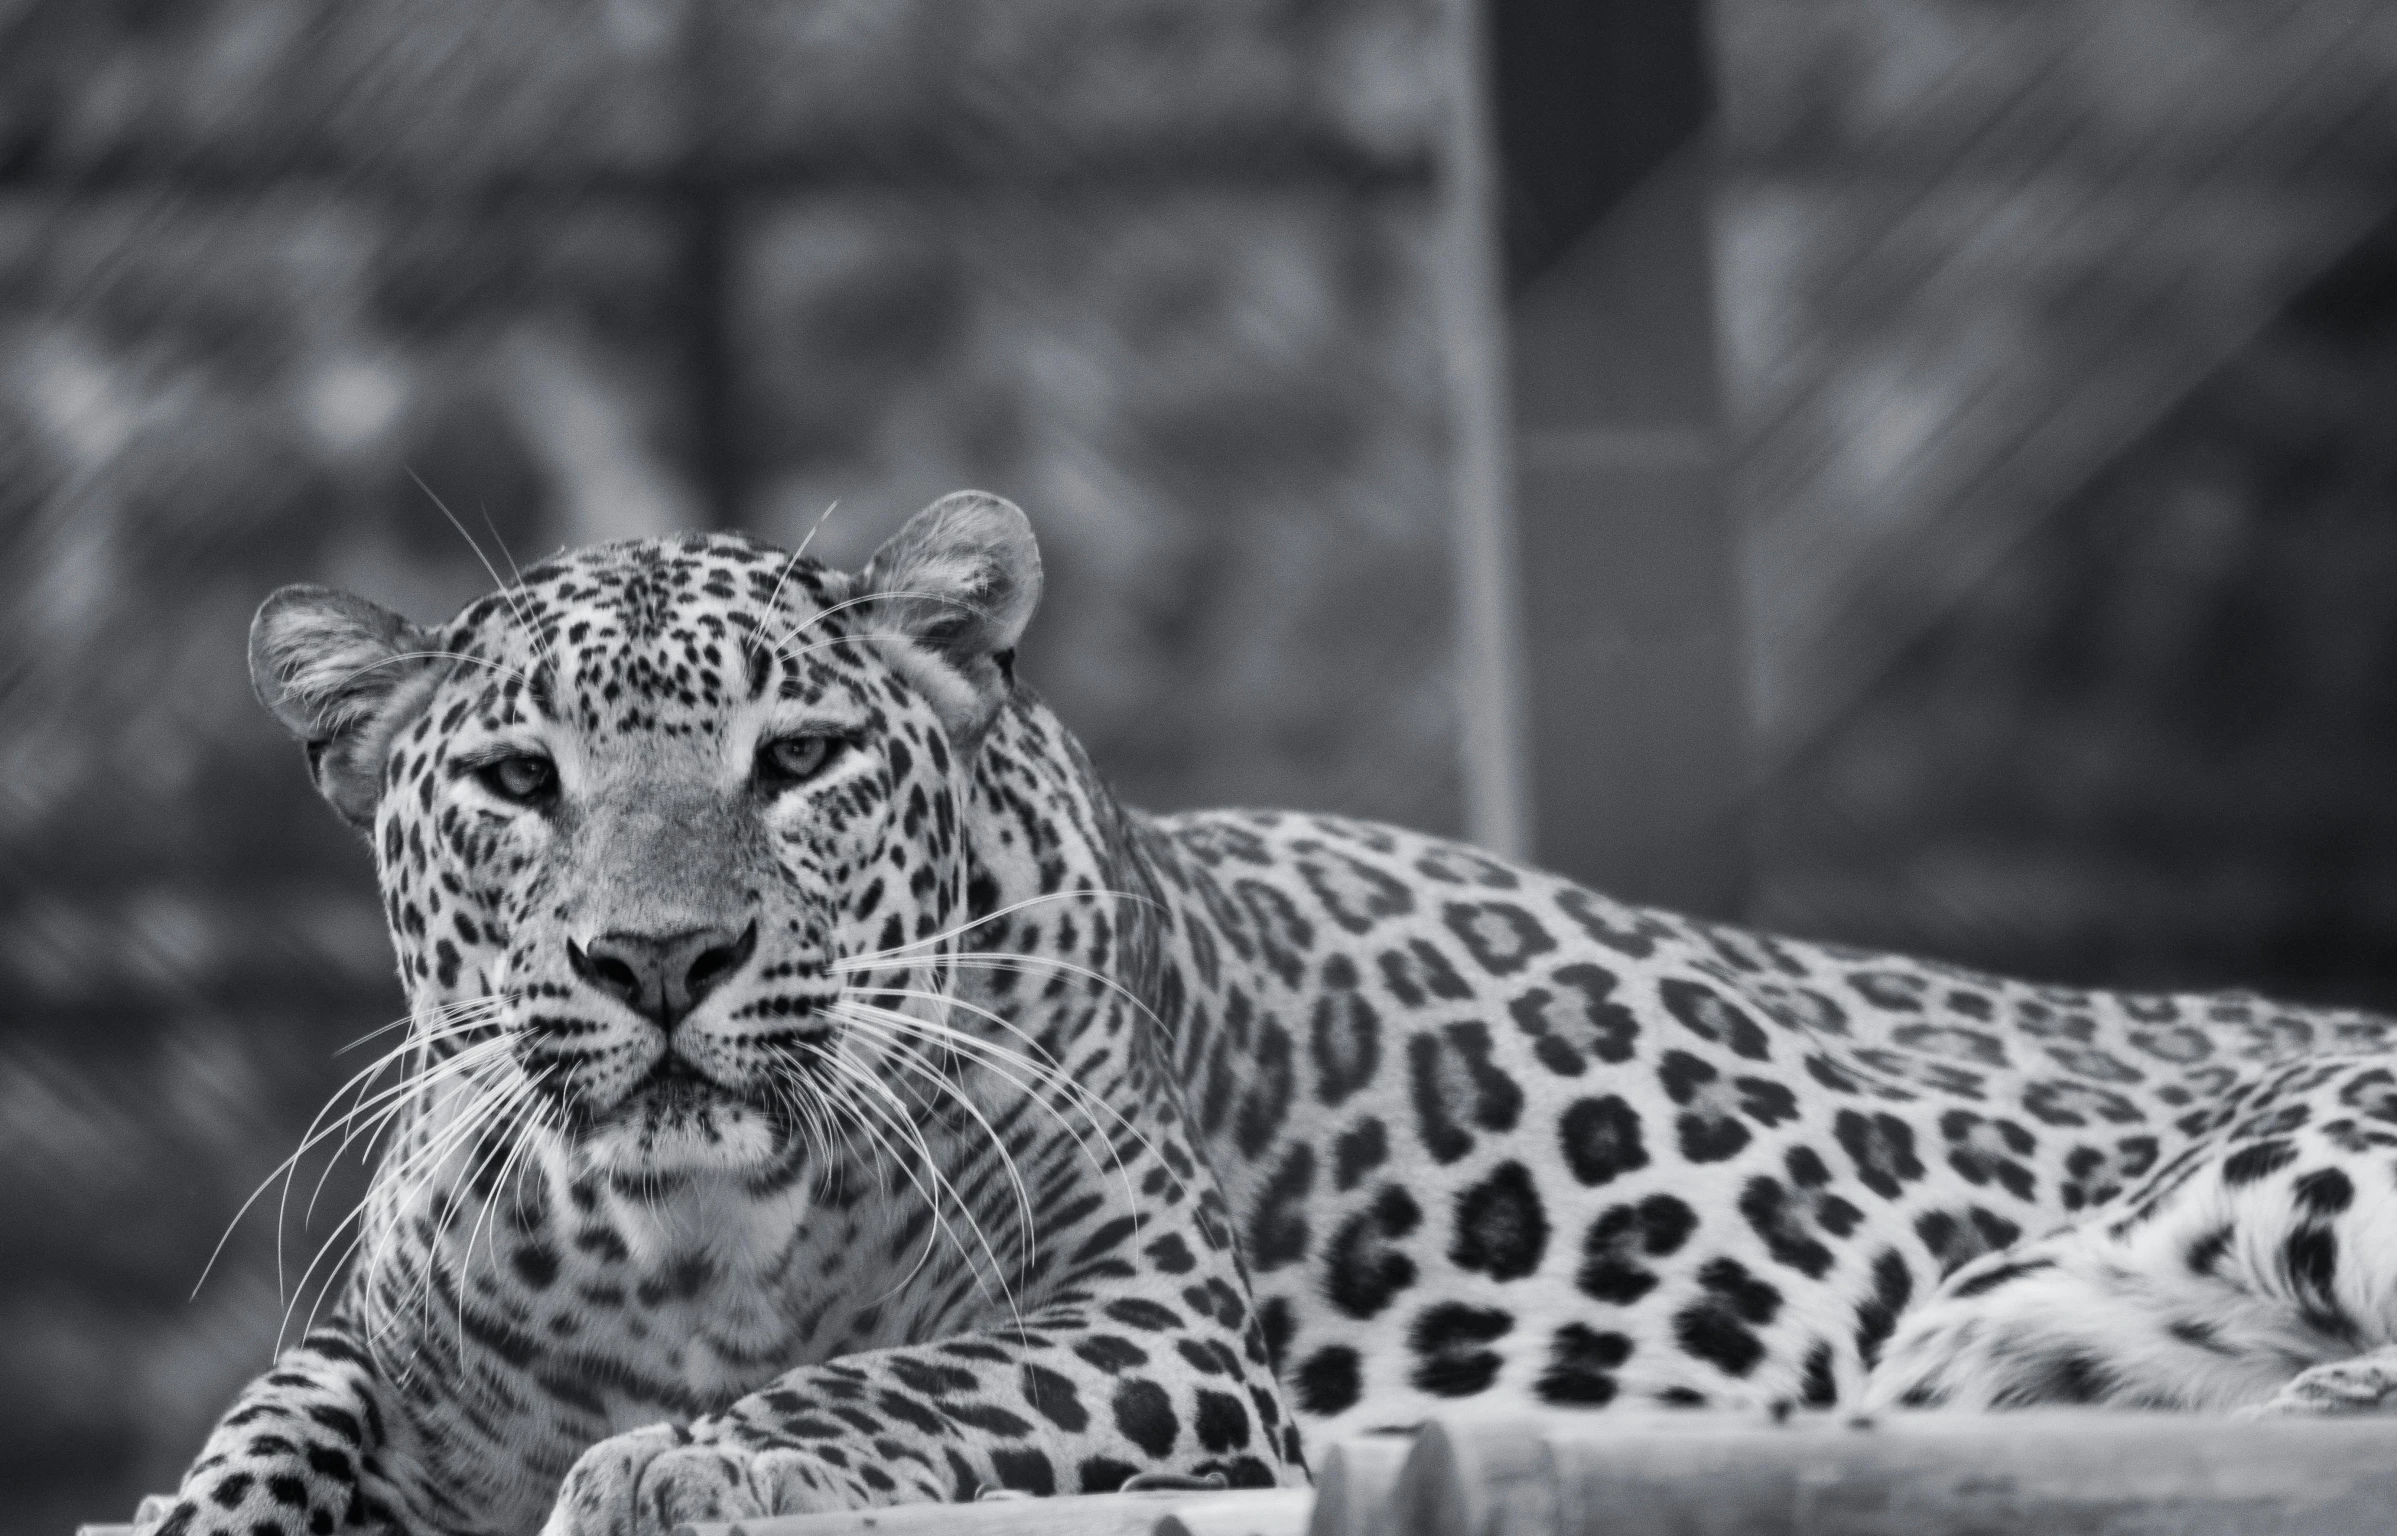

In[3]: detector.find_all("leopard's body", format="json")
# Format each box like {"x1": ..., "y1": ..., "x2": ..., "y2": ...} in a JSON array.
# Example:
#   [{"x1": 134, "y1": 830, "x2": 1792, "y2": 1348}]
[{"x1": 158, "y1": 500, "x2": 2397, "y2": 1536}]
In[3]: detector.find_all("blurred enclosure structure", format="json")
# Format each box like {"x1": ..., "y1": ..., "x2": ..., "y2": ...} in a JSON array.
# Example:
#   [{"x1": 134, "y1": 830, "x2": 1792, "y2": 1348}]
[{"x1": 6, "y1": 1, "x2": 2397, "y2": 1533}]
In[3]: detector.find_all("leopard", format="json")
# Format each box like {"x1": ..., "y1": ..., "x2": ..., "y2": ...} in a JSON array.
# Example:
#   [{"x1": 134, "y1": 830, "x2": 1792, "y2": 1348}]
[{"x1": 148, "y1": 492, "x2": 2397, "y2": 1536}]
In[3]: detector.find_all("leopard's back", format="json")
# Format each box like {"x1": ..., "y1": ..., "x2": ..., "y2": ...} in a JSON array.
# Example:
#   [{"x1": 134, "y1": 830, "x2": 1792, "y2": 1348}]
[{"x1": 1147, "y1": 808, "x2": 2397, "y2": 1429}]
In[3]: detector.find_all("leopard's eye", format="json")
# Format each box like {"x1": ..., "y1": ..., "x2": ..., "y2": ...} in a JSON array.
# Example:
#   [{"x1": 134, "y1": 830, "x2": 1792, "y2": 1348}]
[
  {"x1": 755, "y1": 735, "x2": 840, "y2": 792},
  {"x1": 476, "y1": 754, "x2": 558, "y2": 806}
]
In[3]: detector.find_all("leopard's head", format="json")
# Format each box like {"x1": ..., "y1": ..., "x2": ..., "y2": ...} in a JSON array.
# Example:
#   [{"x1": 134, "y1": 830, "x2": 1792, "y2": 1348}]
[{"x1": 249, "y1": 494, "x2": 1042, "y2": 1180}]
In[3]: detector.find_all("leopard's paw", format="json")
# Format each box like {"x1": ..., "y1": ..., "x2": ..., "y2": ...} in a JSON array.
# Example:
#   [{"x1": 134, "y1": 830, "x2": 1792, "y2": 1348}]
[
  {"x1": 2239, "y1": 1351, "x2": 2397, "y2": 1418},
  {"x1": 544, "y1": 1427, "x2": 858, "y2": 1536},
  {"x1": 545, "y1": 1425, "x2": 717, "y2": 1536}
]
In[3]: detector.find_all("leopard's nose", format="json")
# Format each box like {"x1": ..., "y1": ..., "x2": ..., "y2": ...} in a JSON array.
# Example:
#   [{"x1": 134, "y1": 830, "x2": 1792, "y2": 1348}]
[{"x1": 568, "y1": 920, "x2": 758, "y2": 1030}]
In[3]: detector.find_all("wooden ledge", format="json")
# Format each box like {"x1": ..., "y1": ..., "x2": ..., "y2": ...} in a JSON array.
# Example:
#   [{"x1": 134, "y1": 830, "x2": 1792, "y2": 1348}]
[
  {"x1": 1370, "y1": 1409, "x2": 2397, "y2": 1536},
  {"x1": 679, "y1": 1487, "x2": 1306, "y2": 1536},
  {"x1": 85, "y1": 1408, "x2": 2397, "y2": 1536}
]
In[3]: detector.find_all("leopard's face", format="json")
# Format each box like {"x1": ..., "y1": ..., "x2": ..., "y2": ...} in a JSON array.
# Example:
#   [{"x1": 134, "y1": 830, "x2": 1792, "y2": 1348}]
[
  {"x1": 251, "y1": 500, "x2": 1041, "y2": 1182},
  {"x1": 387, "y1": 546, "x2": 972, "y2": 1175}
]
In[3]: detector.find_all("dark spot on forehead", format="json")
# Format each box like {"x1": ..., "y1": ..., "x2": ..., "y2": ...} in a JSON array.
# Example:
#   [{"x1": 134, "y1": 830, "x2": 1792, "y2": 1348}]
[{"x1": 442, "y1": 533, "x2": 889, "y2": 736}]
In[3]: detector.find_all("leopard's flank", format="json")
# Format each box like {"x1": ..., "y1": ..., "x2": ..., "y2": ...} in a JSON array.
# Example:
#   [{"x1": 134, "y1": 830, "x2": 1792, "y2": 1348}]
[{"x1": 156, "y1": 496, "x2": 2397, "y2": 1536}]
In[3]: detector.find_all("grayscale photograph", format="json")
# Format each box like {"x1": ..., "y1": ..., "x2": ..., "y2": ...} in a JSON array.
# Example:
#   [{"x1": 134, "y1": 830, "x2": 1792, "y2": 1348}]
[{"x1": 7, "y1": 4, "x2": 2397, "y2": 1536}]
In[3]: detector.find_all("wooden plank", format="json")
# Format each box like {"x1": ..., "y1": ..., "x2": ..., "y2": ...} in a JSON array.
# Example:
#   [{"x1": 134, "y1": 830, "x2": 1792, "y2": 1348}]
[
  {"x1": 674, "y1": 1488, "x2": 1308, "y2": 1536},
  {"x1": 80, "y1": 1488, "x2": 1313, "y2": 1536},
  {"x1": 1437, "y1": 0, "x2": 1531, "y2": 862},
  {"x1": 1392, "y1": 1409, "x2": 2397, "y2": 1536},
  {"x1": 1490, "y1": 1, "x2": 1747, "y2": 915},
  {"x1": 676, "y1": 1491, "x2": 1186, "y2": 1536},
  {"x1": 1150, "y1": 1489, "x2": 1312, "y2": 1536},
  {"x1": 87, "y1": 1410, "x2": 2397, "y2": 1536},
  {"x1": 78, "y1": 1496, "x2": 174, "y2": 1536},
  {"x1": 1303, "y1": 1436, "x2": 1410, "y2": 1536},
  {"x1": 1514, "y1": 158, "x2": 1745, "y2": 910}
]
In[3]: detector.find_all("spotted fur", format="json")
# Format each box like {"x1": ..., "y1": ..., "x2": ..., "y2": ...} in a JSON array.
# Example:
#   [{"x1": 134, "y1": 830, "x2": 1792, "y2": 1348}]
[{"x1": 153, "y1": 495, "x2": 2397, "y2": 1536}]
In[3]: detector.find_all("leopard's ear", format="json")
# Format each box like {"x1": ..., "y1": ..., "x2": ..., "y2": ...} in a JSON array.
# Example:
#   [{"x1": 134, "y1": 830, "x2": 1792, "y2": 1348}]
[
  {"x1": 248, "y1": 585, "x2": 440, "y2": 831},
  {"x1": 855, "y1": 491, "x2": 1042, "y2": 752}
]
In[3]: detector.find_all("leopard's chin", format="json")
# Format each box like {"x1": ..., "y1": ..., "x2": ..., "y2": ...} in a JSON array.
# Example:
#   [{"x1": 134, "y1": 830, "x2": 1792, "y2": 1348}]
[{"x1": 577, "y1": 1062, "x2": 797, "y2": 1175}]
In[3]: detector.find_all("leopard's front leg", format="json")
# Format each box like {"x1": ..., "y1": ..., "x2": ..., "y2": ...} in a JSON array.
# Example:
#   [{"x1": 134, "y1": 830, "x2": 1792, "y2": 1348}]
[
  {"x1": 545, "y1": 1279, "x2": 1300, "y2": 1535},
  {"x1": 147, "y1": 1325, "x2": 405, "y2": 1536}
]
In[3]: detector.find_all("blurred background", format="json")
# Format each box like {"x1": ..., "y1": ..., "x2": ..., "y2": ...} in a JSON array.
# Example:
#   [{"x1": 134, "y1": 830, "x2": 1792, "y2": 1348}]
[{"x1": 6, "y1": 0, "x2": 2397, "y2": 1529}]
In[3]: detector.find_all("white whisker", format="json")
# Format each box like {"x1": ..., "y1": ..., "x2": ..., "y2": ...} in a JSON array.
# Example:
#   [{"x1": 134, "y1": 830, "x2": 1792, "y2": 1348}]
[
  {"x1": 768, "y1": 585, "x2": 991, "y2": 658},
  {"x1": 809, "y1": 1042, "x2": 1024, "y2": 1331},
  {"x1": 836, "y1": 989, "x2": 1156, "y2": 1196},
  {"x1": 830, "y1": 1011, "x2": 1037, "y2": 1277},
  {"x1": 743, "y1": 502, "x2": 840, "y2": 672},
  {"x1": 409, "y1": 466, "x2": 557, "y2": 676},
  {"x1": 836, "y1": 889, "x2": 1162, "y2": 971},
  {"x1": 797, "y1": 1047, "x2": 973, "y2": 1306},
  {"x1": 833, "y1": 1003, "x2": 1137, "y2": 1233},
  {"x1": 330, "y1": 649, "x2": 534, "y2": 697},
  {"x1": 197, "y1": 1027, "x2": 518, "y2": 1301}
]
